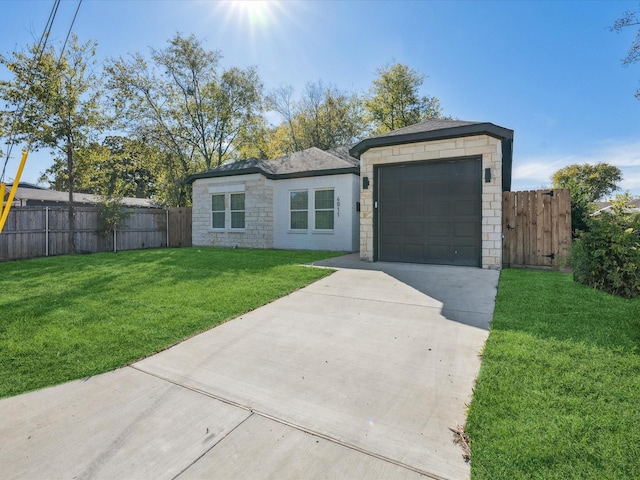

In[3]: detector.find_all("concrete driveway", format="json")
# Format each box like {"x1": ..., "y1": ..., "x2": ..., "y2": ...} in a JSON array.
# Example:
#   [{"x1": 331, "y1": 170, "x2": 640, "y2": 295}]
[{"x1": 0, "y1": 254, "x2": 499, "y2": 480}]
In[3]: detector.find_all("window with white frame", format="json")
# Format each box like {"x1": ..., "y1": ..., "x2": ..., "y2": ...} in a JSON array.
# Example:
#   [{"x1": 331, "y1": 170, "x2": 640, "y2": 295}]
[
  {"x1": 210, "y1": 190, "x2": 245, "y2": 230},
  {"x1": 211, "y1": 194, "x2": 225, "y2": 229},
  {"x1": 314, "y1": 189, "x2": 334, "y2": 230},
  {"x1": 290, "y1": 190, "x2": 308, "y2": 230},
  {"x1": 230, "y1": 193, "x2": 245, "y2": 229}
]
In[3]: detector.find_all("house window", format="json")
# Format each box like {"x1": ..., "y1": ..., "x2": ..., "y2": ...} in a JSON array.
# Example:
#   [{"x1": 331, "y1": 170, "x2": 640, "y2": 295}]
[
  {"x1": 290, "y1": 190, "x2": 308, "y2": 230},
  {"x1": 211, "y1": 191, "x2": 245, "y2": 230},
  {"x1": 314, "y1": 189, "x2": 334, "y2": 230},
  {"x1": 211, "y1": 194, "x2": 225, "y2": 229},
  {"x1": 230, "y1": 193, "x2": 245, "y2": 229}
]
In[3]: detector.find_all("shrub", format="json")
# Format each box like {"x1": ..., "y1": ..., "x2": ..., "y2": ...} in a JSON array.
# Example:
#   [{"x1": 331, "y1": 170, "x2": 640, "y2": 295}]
[
  {"x1": 97, "y1": 195, "x2": 132, "y2": 234},
  {"x1": 572, "y1": 194, "x2": 640, "y2": 298}
]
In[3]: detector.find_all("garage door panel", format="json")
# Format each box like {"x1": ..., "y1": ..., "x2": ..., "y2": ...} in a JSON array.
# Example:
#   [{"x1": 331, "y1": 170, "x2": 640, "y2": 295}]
[
  {"x1": 452, "y1": 246, "x2": 477, "y2": 264},
  {"x1": 382, "y1": 184, "x2": 401, "y2": 201},
  {"x1": 427, "y1": 201, "x2": 450, "y2": 216},
  {"x1": 402, "y1": 182, "x2": 424, "y2": 199},
  {"x1": 454, "y1": 223, "x2": 479, "y2": 238},
  {"x1": 378, "y1": 158, "x2": 481, "y2": 267},
  {"x1": 383, "y1": 203, "x2": 402, "y2": 218},
  {"x1": 454, "y1": 200, "x2": 477, "y2": 216},
  {"x1": 404, "y1": 244, "x2": 425, "y2": 259},
  {"x1": 426, "y1": 245, "x2": 449, "y2": 261},
  {"x1": 424, "y1": 183, "x2": 449, "y2": 197},
  {"x1": 428, "y1": 222, "x2": 450, "y2": 237},
  {"x1": 403, "y1": 202, "x2": 424, "y2": 217},
  {"x1": 404, "y1": 222, "x2": 425, "y2": 237}
]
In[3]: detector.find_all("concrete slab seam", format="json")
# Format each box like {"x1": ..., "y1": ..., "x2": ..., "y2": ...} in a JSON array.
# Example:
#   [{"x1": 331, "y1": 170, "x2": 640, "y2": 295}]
[
  {"x1": 129, "y1": 366, "x2": 254, "y2": 413},
  {"x1": 171, "y1": 413, "x2": 255, "y2": 480},
  {"x1": 253, "y1": 410, "x2": 451, "y2": 480},
  {"x1": 131, "y1": 366, "x2": 451, "y2": 480},
  {"x1": 298, "y1": 290, "x2": 448, "y2": 311}
]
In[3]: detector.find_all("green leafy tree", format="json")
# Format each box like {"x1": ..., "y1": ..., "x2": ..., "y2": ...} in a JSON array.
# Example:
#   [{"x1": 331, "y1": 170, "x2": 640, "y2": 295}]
[
  {"x1": 40, "y1": 136, "x2": 159, "y2": 199},
  {"x1": 551, "y1": 163, "x2": 623, "y2": 232},
  {"x1": 105, "y1": 33, "x2": 264, "y2": 205},
  {"x1": 365, "y1": 63, "x2": 443, "y2": 134},
  {"x1": 97, "y1": 195, "x2": 132, "y2": 244},
  {"x1": 0, "y1": 34, "x2": 107, "y2": 253},
  {"x1": 266, "y1": 81, "x2": 367, "y2": 155},
  {"x1": 612, "y1": 9, "x2": 640, "y2": 97}
]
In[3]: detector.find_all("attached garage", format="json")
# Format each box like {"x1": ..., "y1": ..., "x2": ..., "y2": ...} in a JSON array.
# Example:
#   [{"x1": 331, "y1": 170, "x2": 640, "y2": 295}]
[
  {"x1": 377, "y1": 157, "x2": 482, "y2": 266},
  {"x1": 350, "y1": 120, "x2": 513, "y2": 270}
]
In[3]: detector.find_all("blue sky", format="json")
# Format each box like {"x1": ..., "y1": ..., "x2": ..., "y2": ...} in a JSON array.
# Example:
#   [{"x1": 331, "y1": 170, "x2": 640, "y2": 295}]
[{"x1": 2, "y1": 0, "x2": 640, "y2": 197}]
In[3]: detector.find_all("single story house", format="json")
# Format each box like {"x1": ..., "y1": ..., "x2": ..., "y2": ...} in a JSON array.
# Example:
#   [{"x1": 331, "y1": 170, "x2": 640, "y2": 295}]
[
  {"x1": 188, "y1": 119, "x2": 513, "y2": 269},
  {"x1": 187, "y1": 146, "x2": 360, "y2": 252},
  {"x1": 5, "y1": 182, "x2": 160, "y2": 208}
]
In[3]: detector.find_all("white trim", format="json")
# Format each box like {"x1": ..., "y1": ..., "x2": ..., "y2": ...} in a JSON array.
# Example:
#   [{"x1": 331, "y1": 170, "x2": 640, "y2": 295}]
[
  {"x1": 289, "y1": 189, "x2": 309, "y2": 231},
  {"x1": 211, "y1": 191, "x2": 246, "y2": 231},
  {"x1": 313, "y1": 187, "x2": 335, "y2": 231},
  {"x1": 208, "y1": 184, "x2": 245, "y2": 194}
]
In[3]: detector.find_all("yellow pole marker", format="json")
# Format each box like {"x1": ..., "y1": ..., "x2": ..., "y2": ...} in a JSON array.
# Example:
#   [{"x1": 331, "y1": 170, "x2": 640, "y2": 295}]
[
  {"x1": 0, "y1": 181, "x2": 5, "y2": 220},
  {"x1": 0, "y1": 151, "x2": 28, "y2": 235}
]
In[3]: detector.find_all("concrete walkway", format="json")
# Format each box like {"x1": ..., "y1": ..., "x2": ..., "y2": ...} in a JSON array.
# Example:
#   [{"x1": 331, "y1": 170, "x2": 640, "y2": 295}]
[{"x1": 0, "y1": 254, "x2": 499, "y2": 480}]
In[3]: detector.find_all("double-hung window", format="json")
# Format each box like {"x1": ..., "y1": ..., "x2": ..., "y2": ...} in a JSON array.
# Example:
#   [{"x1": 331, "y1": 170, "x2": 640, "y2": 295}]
[
  {"x1": 314, "y1": 189, "x2": 334, "y2": 230},
  {"x1": 290, "y1": 191, "x2": 308, "y2": 230},
  {"x1": 230, "y1": 193, "x2": 245, "y2": 229},
  {"x1": 211, "y1": 190, "x2": 245, "y2": 230},
  {"x1": 211, "y1": 194, "x2": 226, "y2": 229}
]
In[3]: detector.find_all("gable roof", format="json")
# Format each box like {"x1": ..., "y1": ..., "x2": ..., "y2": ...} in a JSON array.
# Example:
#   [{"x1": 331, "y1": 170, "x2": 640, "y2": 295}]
[
  {"x1": 186, "y1": 147, "x2": 359, "y2": 184},
  {"x1": 349, "y1": 119, "x2": 514, "y2": 191}
]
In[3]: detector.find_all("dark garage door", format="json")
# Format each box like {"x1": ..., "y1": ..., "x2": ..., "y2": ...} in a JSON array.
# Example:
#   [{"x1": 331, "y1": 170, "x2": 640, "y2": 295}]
[{"x1": 377, "y1": 157, "x2": 482, "y2": 267}]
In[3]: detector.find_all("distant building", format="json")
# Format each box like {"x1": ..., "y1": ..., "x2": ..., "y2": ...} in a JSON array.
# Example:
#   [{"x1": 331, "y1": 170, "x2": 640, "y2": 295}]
[
  {"x1": 3, "y1": 182, "x2": 160, "y2": 208},
  {"x1": 593, "y1": 198, "x2": 640, "y2": 216}
]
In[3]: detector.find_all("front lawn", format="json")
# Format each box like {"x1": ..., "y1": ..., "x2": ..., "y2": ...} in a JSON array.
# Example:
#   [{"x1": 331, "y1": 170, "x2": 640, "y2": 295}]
[
  {"x1": 466, "y1": 269, "x2": 640, "y2": 479},
  {"x1": 0, "y1": 248, "x2": 340, "y2": 399}
]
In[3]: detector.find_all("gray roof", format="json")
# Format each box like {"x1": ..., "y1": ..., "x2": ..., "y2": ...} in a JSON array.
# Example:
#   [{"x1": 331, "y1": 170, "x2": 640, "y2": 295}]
[
  {"x1": 349, "y1": 119, "x2": 514, "y2": 192},
  {"x1": 5, "y1": 184, "x2": 160, "y2": 208},
  {"x1": 186, "y1": 147, "x2": 359, "y2": 183},
  {"x1": 593, "y1": 198, "x2": 640, "y2": 215},
  {"x1": 324, "y1": 146, "x2": 359, "y2": 166},
  {"x1": 365, "y1": 119, "x2": 482, "y2": 139}
]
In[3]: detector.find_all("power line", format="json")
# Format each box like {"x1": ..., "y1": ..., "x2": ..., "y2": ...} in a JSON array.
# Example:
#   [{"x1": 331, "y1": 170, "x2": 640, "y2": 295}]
[
  {"x1": 0, "y1": 0, "x2": 67, "y2": 181},
  {"x1": 58, "y1": 0, "x2": 83, "y2": 65}
]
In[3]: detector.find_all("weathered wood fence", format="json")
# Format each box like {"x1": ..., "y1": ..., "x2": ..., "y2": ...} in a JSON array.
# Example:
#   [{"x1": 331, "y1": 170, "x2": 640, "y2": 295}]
[
  {"x1": 502, "y1": 189, "x2": 571, "y2": 268},
  {"x1": 0, "y1": 206, "x2": 192, "y2": 261}
]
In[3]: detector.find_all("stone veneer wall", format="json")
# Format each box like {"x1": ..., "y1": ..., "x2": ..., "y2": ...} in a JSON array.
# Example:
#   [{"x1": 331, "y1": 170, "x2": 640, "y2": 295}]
[
  {"x1": 359, "y1": 134, "x2": 503, "y2": 270},
  {"x1": 191, "y1": 173, "x2": 274, "y2": 249}
]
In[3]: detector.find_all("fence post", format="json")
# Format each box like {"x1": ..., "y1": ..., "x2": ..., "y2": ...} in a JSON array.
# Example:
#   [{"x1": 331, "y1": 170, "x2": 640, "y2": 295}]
[
  {"x1": 166, "y1": 208, "x2": 170, "y2": 247},
  {"x1": 45, "y1": 206, "x2": 49, "y2": 257},
  {"x1": 113, "y1": 229, "x2": 117, "y2": 253}
]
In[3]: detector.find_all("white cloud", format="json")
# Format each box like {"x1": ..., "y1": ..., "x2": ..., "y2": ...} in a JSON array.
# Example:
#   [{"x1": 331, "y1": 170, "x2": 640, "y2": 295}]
[{"x1": 512, "y1": 141, "x2": 640, "y2": 197}]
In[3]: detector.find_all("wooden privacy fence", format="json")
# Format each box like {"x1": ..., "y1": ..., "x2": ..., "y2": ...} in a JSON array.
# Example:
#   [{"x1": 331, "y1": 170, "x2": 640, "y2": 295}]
[
  {"x1": 502, "y1": 189, "x2": 571, "y2": 268},
  {"x1": 168, "y1": 207, "x2": 192, "y2": 247},
  {"x1": 0, "y1": 206, "x2": 192, "y2": 261}
]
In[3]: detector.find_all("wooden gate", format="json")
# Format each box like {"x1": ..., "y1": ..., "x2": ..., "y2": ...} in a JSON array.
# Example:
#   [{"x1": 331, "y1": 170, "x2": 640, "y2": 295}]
[
  {"x1": 168, "y1": 207, "x2": 192, "y2": 247},
  {"x1": 502, "y1": 189, "x2": 571, "y2": 268}
]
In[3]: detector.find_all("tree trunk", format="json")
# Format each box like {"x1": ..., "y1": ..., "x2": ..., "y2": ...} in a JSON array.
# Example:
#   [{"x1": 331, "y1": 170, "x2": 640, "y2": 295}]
[{"x1": 67, "y1": 143, "x2": 76, "y2": 254}]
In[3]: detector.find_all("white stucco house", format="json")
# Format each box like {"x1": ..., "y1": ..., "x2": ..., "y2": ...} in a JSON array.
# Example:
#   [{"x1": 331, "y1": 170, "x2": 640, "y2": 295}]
[{"x1": 188, "y1": 119, "x2": 514, "y2": 269}]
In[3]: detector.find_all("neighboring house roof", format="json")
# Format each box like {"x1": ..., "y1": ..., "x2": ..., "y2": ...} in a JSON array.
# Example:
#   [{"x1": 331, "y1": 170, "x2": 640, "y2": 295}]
[
  {"x1": 186, "y1": 147, "x2": 360, "y2": 184},
  {"x1": 593, "y1": 198, "x2": 640, "y2": 216},
  {"x1": 4, "y1": 184, "x2": 160, "y2": 208},
  {"x1": 349, "y1": 119, "x2": 514, "y2": 191}
]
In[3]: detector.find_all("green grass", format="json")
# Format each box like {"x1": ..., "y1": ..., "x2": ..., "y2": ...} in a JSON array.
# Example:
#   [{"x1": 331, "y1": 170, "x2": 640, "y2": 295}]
[
  {"x1": 466, "y1": 269, "x2": 640, "y2": 479},
  {"x1": 0, "y1": 247, "x2": 341, "y2": 399}
]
